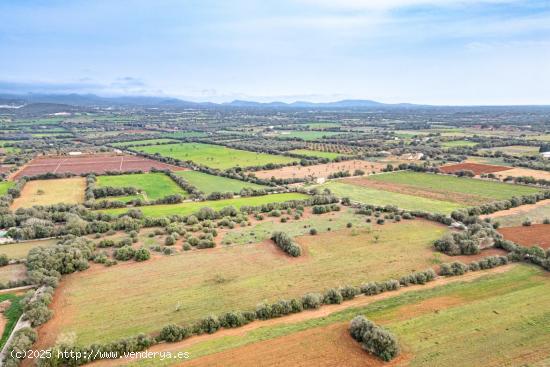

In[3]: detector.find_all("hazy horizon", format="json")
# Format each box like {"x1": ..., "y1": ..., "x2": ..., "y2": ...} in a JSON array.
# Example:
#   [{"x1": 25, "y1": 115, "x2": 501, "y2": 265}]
[{"x1": 1, "y1": 0, "x2": 549, "y2": 105}]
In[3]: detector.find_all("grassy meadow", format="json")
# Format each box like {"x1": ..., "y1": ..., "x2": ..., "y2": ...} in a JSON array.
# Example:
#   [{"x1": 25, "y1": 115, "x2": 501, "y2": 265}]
[
  {"x1": 174, "y1": 171, "x2": 266, "y2": 194},
  {"x1": 11, "y1": 178, "x2": 85, "y2": 209},
  {"x1": 366, "y1": 171, "x2": 540, "y2": 203},
  {"x1": 47, "y1": 220, "x2": 448, "y2": 345},
  {"x1": 101, "y1": 192, "x2": 309, "y2": 217},
  {"x1": 135, "y1": 143, "x2": 298, "y2": 170},
  {"x1": 96, "y1": 172, "x2": 187, "y2": 200},
  {"x1": 318, "y1": 181, "x2": 462, "y2": 214},
  {"x1": 125, "y1": 265, "x2": 550, "y2": 367},
  {"x1": 288, "y1": 149, "x2": 347, "y2": 160}
]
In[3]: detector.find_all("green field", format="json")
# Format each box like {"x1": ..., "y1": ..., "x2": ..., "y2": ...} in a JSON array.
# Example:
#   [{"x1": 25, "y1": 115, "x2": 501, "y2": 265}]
[
  {"x1": 318, "y1": 181, "x2": 461, "y2": 214},
  {"x1": 96, "y1": 173, "x2": 187, "y2": 200},
  {"x1": 288, "y1": 149, "x2": 347, "y2": 160},
  {"x1": 111, "y1": 139, "x2": 178, "y2": 147},
  {"x1": 0, "y1": 181, "x2": 14, "y2": 195},
  {"x1": 101, "y1": 192, "x2": 309, "y2": 217},
  {"x1": 270, "y1": 131, "x2": 343, "y2": 141},
  {"x1": 48, "y1": 220, "x2": 448, "y2": 345},
  {"x1": 0, "y1": 293, "x2": 23, "y2": 349},
  {"x1": 0, "y1": 238, "x2": 58, "y2": 259},
  {"x1": 135, "y1": 143, "x2": 298, "y2": 170},
  {"x1": 127, "y1": 265, "x2": 549, "y2": 367},
  {"x1": 174, "y1": 171, "x2": 266, "y2": 194},
  {"x1": 478, "y1": 145, "x2": 540, "y2": 157},
  {"x1": 441, "y1": 140, "x2": 478, "y2": 148},
  {"x1": 367, "y1": 171, "x2": 540, "y2": 202}
]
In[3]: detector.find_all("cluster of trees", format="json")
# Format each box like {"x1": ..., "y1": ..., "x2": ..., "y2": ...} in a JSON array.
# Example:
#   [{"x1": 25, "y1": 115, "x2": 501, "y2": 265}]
[
  {"x1": 349, "y1": 316, "x2": 400, "y2": 362},
  {"x1": 271, "y1": 231, "x2": 302, "y2": 257},
  {"x1": 26, "y1": 237, "x2": 94, "y2": 287},
  {"x1": 434, "y1": 222, "x2": 500, "y2": 255},
  {"x1": 312, "y1": 204, "x2": 340, "y2": 214},
  {"x1": 3, "y1": 327, "x2": 38, "y2": 367},
  {"x1": 21, "y1": 286, "x2": 55, "y2": 327},
  {"x1": 113, "y1": 246, "x2": 151, "y2": 261}
]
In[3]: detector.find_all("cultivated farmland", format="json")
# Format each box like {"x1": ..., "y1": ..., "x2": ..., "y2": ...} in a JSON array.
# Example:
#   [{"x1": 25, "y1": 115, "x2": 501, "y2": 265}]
[
  {"x1": 13, "y1": 154, "x2": 186, "y2": 179},
  {"x1": 96, "y1": 173, "x2": 187, "y2": 200},
  {"x1": 101, "y1": 192, "x2": 309, "y2": 217},
  {"x1": 11, "y1": 177, "x2": 85, "y2": 209},
  {"x1": 39, "y1": 220, "x2": 448, "y2": 346},
  {"x1": 145, "y1": 265, "x2": 550, "y2": 367},
  {"x1": 353, "y1": 171, "x2": 540, "y2": 206},
  {"x1": 288, "y1": 149, "x2": 348, "y2": 160},
  {"x1": 253, "y1": 160, "x2": 386, "y2": 180},
  {"x1": 174, "y1": 171, "x2": 266, "y2": 194},
  {"x1": 317, "y1": 181, "x2": 461, "y2": 214},
  {"x1": 135, "y1": 143, "x2": 298, "y2": 170}
]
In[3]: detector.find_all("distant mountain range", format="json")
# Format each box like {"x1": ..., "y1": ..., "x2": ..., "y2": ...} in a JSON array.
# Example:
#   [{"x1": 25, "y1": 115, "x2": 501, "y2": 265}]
[{"x1": 0, "y1": 93, "x2": 421, "y2": 109}]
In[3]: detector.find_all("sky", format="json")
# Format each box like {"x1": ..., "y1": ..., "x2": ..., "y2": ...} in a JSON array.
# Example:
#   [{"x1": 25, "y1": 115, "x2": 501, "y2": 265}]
[{"x1": 0, "y1": 0, "x2": 549, "y2": 105}]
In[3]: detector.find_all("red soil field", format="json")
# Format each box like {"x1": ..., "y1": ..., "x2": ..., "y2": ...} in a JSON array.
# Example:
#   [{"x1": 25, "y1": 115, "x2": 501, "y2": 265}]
[
  {"x1": 12, "y1": 154, "x2": 187, "y2": 179},
  {"x1": 498, "y1": 224, "x2": 549, "y2": 249},
  {"x1": 439, "y1": 163, "x2": 511, "y2": 176}
]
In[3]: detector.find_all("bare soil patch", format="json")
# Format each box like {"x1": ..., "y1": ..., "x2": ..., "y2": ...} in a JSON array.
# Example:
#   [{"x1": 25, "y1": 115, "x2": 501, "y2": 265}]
[
  {"x1": 439, "y1": 163, "x2": 511, "y2": 176},
  {"x1": 252, "y1": 160, "x2": 387, "y2": 180},
  {"x1": 184, "y1": 322, "x2": 411, "y2": 367},
  {"x1": 498, "y1": 224, "x2": 550, "y2": 249},
  {"x1": 12, "y1": 153, "x2": 186, "y2": 179}
]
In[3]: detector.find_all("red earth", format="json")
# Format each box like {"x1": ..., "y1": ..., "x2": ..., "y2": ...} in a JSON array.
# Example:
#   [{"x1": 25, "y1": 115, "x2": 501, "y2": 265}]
[
  {"x1": 439, "y1": 163, "x2": 511, "y2": 176},
  {"x1": 12, "y1": 154, "x2": 187, "y2": 179},
  {"x1": 498, "y1": 224, "x2": 550, "y2": 249}
]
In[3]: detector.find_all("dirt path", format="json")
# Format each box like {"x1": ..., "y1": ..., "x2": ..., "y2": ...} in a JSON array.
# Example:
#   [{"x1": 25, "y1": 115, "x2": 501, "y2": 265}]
[
  {"x1": 87, "y1": 264, "x2": 516, "y2": 367},
  {"x1": 479, "y1": 199, "x2": 550, "y2": 220}
]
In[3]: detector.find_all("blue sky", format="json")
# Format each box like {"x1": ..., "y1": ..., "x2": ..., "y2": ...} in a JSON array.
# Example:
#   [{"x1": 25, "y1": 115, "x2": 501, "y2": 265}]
[{"x1": 0, "y1": 0, "x2": 549, "y2": 104}]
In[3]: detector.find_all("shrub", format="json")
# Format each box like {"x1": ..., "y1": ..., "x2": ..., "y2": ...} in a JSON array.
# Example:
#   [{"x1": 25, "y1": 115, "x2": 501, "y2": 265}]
[
  {"x1": 302, "y1": 293, "x2": 322, "y2": 309},
  {"x1": 309, "y1": 228, "x2": 318, "y2": 235},
  {"x1": 113, "y1": 246, "x2": 136, "y2": 261},
  {"x1": 349, "y1": 316, "x2": 399, "y2": 361},
  {"x1": 159, "y1": 324, "x2": 191, "y2": 342},
  {"x1": 197, "y1": 315, "x2": 220, "y2": 334},
  {"x1": 323, "y1": 288, "x2": 343, "y2": 304},
  {"x1": 0, "y1": 254, "x2": 9, "y2": 267},
  {"x1": 165, "y1": 235, "x2": 176, "y2": 246},
  {"x1": 271, "y1": 231, "x2": 302, "y2": 257},
  {"x1": 134, "y1": 247, "x2": 150, "y2": 262}
]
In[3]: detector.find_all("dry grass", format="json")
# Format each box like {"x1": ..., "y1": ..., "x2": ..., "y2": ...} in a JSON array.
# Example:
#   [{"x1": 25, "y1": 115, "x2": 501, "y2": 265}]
[{"x1": 11, "y1": 177, "x2": 85, "y2": 209}]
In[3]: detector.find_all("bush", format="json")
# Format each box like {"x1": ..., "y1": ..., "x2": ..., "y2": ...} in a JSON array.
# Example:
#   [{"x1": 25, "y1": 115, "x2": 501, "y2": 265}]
[
  {"x1": 323, "y1": 288, "x2": 343, "y2": 304},
  {"x1": 165, "y1": 235, "x2": 176, "y2": 246},
  {"x1": 0, "y1": 254, "x2": 8, "y2": 267},
  {"x1": 309, "y1": 228, "x2": 318, "y2": 235},
  {"x1": 271, "y1": 231, "x2": 302, "y2": 257},
  {"x1": 113, "y1": 246, "x2": 136, "y2": 261},
  {"x1": 197, "y1": 315, "x2": 220, "y2": 334},
  {"x1": 134, "y1": 247, "x2": 150, "y2": 262},
  {"x1": 302, "y1": 293, "x2": 322, "y2": 309},
  {"x1": 159, "y1": 324, "x2": 191, "y2": 342},
  {"x1": 349, "y1": 316, "x2": 399, "y2": 361}
]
